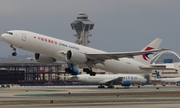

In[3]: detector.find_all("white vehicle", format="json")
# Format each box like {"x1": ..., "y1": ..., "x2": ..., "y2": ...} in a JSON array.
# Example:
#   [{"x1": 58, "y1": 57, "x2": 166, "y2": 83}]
[
  {"x1": 156, "y1": 72, "x2": 180, "y2": 86},
  {"x1": 1, "y1": 30, "x2": 167, "y2": 76}
]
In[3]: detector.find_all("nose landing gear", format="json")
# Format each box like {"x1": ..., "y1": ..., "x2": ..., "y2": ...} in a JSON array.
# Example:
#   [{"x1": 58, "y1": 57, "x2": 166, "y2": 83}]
[
  {"x1": 12, "y1": 52, "x2": 17, "y2": 56},
  {"x1": 10, "y1": 45, "x2": 17, "y2": 56}
]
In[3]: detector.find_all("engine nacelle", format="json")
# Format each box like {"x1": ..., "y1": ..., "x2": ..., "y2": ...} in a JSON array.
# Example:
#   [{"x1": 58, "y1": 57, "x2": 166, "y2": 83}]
[
  {"x1": 65, "y1": 50, "x2": 87, "y2": 64},
  {"x1": 122, "y1": 81, "x2": 131, "y2": 86},
  {"x1": 34, "y1": 53, "x2": 56, "y2": 64}
]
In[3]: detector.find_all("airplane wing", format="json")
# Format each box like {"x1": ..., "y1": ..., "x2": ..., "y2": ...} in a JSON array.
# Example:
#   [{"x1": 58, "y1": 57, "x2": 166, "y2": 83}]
[
  {"x1": 86, "y1": 48, "x2": 169, "y2": 64},
  {"x1": 100, "y1": 77, "x2": 123, "y2": 85}
]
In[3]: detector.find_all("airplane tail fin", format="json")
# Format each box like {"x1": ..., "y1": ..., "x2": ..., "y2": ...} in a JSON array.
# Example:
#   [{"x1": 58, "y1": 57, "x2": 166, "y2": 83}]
[
  {"x1": 156, "y1": 71, "x2": 161, "y2": 79},
  {"x1": 66, "y1": 63, "x2": 81, "y2": 75},
  {"x1": 134, "y1": 38, "x2": 162, "y2": 66}
]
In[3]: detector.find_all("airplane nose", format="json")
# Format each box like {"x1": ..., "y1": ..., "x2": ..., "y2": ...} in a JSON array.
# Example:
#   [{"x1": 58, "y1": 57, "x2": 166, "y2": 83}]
[
  {"x1": 1, "y1": 33, "x2": 12, "y2": 43},
  {"x1": 1, "y1": 34, "x2": 5, "y2": 40}
]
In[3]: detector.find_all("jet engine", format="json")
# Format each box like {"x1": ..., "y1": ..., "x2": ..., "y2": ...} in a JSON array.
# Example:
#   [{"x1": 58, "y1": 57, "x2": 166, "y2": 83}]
[
  {"x1": 65, "y1": 50, "x2": 87, "y2": 64},
  {"x1": 34, "y1": 53, "x2": 56, "y2": 64},
  {"x1": 122, "y1": 81, "x2": 131, "y2": 86}
]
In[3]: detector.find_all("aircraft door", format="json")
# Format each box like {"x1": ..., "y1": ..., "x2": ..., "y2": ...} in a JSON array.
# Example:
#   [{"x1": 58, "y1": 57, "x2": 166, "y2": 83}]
[{"x1": 22, "y1": 33, "x2": 27, "y2": 41}]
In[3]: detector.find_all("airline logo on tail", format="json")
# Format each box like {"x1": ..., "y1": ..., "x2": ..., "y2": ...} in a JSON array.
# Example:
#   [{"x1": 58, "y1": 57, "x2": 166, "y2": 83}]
[{"x1": 142, "y1": 47, "x2": 154, "y2": 61}]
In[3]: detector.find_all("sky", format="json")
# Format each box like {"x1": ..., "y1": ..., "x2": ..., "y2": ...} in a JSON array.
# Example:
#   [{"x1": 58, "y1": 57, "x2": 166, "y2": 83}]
[{"x1": 0, "y1": 0, "x2": 180, "y2": 57}]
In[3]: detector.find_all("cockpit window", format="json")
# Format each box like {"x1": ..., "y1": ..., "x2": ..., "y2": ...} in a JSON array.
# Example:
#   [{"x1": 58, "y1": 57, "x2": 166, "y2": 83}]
[{"x1": 6, "y1": 32, "x2": 13, "y2": 35}]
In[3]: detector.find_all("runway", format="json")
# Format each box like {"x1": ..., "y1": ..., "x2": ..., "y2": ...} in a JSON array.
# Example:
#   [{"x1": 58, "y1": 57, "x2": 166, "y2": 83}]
[
  {"x1": 1, "y1": 102, "x2": 180, "y2": 108},
  {"x1": 1, "y1": 85, "x2": 180, "y2": 107}
]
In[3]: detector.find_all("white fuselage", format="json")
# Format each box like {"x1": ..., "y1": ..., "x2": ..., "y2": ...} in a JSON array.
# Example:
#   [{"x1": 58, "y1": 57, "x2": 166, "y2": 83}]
[
  {"x1": 158, "y1": 78, "x2": 180, "y2": 83},
  {"x1": 67, "y1": 74, "x2": 146, "y2": 85},
  {"x1": 1, "y1": 30, "x2": 152, "y2": 74}
]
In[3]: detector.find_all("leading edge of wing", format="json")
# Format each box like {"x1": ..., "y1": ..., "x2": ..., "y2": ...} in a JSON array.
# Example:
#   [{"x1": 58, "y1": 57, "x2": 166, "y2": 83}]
[{"x1": 86, "y1": 48, "x2": 169, "y2": 60}]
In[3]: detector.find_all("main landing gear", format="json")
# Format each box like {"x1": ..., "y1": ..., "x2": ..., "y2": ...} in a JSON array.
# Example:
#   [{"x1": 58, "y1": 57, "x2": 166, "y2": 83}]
[
  {"x1": 107, "y1": 85, "x2": 114, "y2": 88},
  {"x1": 65, "y1": 68, "x2": 78, "y2": 75},
  {"x1": 98, "y1": 85, "x2": 105, "y2": 88},
  {"x1": 10, "y1": 45, "x2": 17, "y2": 56},
  {"x1": 83, "y1": 68, "x2": 96, "y2": 76}
]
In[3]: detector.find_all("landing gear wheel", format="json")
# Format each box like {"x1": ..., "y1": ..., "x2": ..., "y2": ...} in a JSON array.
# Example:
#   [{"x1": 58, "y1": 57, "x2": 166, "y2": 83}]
[
  {"x1": 12, "y1": 52, "x2": 17, "y2": 56},
  {"x1": 83, "y1": 68, "x2": 96, "y2": 76},
  {"x1": 108, "y1": 85, "x2": 114, "y2": 88},
  {"x1": 65, "y1": 68, "x2": 71, "y2": 73},
  {"x1": 10, "y1": 45, "x2": 17, "y2": 56},
  {"x1": 86, "y1": 70, "x2": 92, "y2": 74},
  {"x1": 83, "y1": 68, "x2": 89, "y2": 72},
  {"x1": 71, "y1": 72, "x2": 78, "y2": 75},
  {"x1": 65, "y1": 68, "x2": 78, "y2": 75},
  {"x1": 98, "y1": 85, "x2": 105, "y2": 88},
  {"x1": 90, "y1": 72, "x2": 96, "y2": 76}
]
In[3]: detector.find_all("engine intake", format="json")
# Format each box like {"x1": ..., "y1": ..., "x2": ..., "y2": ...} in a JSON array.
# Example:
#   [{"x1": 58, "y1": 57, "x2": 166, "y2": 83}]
[
  {"x1": 34, "y1": 53, "x2": 56, "y2": 64},
  {"x1": 65, "y1": 50, "x2": 87, "y2": 64}
]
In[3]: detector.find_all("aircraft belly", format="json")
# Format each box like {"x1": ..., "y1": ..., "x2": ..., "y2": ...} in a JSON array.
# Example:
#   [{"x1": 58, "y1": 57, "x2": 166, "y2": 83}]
[{"x1": 95, "y1": 59, "x2": 145, "y2": 74}]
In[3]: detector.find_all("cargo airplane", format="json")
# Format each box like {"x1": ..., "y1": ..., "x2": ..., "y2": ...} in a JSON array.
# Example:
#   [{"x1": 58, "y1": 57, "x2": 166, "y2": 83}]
[{"x1": 1, "y1": 30, "x2": 168, "y2": 76}]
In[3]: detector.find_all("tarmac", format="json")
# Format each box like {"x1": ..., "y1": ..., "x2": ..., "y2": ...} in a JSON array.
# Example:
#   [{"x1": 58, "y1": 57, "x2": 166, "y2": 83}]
[{"x1": 0, "y1": 85, "x2": 180, "y2": 108}]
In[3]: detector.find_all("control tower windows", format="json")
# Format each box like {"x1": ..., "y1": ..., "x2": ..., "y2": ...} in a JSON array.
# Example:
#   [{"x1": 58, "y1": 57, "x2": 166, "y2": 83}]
[{"x1": 77, "y1": 17, "x2": 87, "y2": 19}]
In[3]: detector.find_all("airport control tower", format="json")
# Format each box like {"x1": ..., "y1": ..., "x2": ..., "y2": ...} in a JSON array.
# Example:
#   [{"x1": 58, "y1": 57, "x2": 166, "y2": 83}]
[{"x1": 71, "y1": 12, "x2": 94, "y2": 46}]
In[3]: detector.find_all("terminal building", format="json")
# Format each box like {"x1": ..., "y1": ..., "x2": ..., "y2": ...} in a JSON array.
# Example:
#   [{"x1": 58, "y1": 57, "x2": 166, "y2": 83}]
[
  {"x1": 0, "y1": 60, "x2": 68, "y2": 84},
  {"x1": 150, "y1": 51, "x2": 180, "y2": 79},
  {"x1": 0, "y1": 59, "x2": 105, "y2": 85}
]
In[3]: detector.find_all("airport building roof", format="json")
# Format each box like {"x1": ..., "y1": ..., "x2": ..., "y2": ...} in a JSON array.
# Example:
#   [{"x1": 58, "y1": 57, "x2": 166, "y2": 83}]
[{"x1": 151, "y1": 51, "x2": 180, "y2": 64}]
